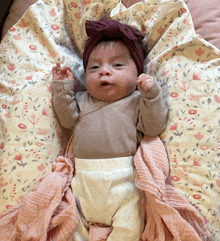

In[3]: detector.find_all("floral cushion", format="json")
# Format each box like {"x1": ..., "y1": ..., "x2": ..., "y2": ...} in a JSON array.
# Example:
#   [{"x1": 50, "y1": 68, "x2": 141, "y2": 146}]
[{"x1": 0, "y1": 0, "x2": 219, "y2": 239}]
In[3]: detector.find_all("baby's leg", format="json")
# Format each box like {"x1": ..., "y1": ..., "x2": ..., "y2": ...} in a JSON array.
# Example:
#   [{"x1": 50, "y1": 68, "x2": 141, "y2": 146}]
[{"x1": 107, "y1": 187, "x2": 145, "y2": 241}]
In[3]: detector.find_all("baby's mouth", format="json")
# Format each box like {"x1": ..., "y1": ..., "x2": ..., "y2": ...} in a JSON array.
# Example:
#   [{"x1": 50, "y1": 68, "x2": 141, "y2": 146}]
[{"x1": 100, "y1": 81, "x2": 112, "y2": 87}]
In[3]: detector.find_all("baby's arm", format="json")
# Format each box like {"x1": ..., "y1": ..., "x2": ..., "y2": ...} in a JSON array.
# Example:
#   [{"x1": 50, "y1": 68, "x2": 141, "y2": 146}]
[
  {"x1": 52, "y1": 62, "x2": 80, "y2": 129},
  {"x1": 137, "y1": 74, "x2": 168, "y2": 136}
]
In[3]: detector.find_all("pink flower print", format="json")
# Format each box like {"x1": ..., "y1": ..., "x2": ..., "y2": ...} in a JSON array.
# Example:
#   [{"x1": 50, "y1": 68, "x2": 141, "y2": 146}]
[
  {"x1": 42, "y1": 108, "x2": 49, "y2": 116},
  {"x1": 193, "y1": 180, "x2": 204, "y2": 187},
  {"x1": 149, "y1": 61, "x2": 156, "y2": 68},
  {"x1": 51, "y1": 24, "x2": 60, "y2": 30},
  {"x1": 0, "y1": 142, "x2": 5, "y2": 149},
  {"x1": 81, "y1": 0, "x2": 91, "y2": 5},
  {"x1": 47, "y1": 50, "x2": 58, "y2": 58},
  {"x1": 71, "y1": 2, "x2": 77, "y2": 8},
  {"x1": 0, "y1": 177, "x2": 8, "y2": 187},
  {"x1": 10, "y1": 96, "x2": 20, "y2": 105},
  {"x1": 29, "y1": 45, "x2": 37, "y2": 51},
  {"x1": 216, "y1": 180, "x2": 220, "y2": 188},
  {"x1": 179, "y1": 81, "x2": 190, "y2": 92},
  {"x1": 193, "y1": 194, "x2": 202, "y2": 199},
  {"x1": 6, "y1": 205, "x2": 13, "y2": 209},
  {"x1": 195, "y1": 47, "x2": 205, "y2": 56},
  {"x1": 37, "y1": 163, "x2": 45, "y2": 171},
  {"x1": 194, "y1": 132, "x2": 204, "y2": 140},
  {"x1": 200, "y1": 145, "x2": 209, "y2": 151},
  {"x1": 18, "y1": 18, "x2": 30, "y2": 28},
  {"x1": 180, "y1": 8, "x2": 187, "y2": 13},
  {"x1": 151, "y1": 7, "x2": 158, "y2": 13},
  {"x1": 203, "y1": 117, "x2": 209, "y2": 122},
  {"x1": 29, "y1": 115, "x2": 40, "y2": 125},
  {"x1": 13, "y1": 33, "x2": 22, "y2": 40},
  {"x1": 171, "y1": 176, "x2": 180, "y2": 182},
  {"x1": 183, "y1": 18, "x2": 191, "y2": 26},
  {"x1": 36, "y1": 142, "x2": 44, "y2": 147},
  {"x1": 190, "y1": 94, "x2": 202, "y2": 101},
  {"x1": 7, "y1": 64, "x2": 16, "y2": 71},
  {"x1": 49, "y1": 8, "x2": 57, "y2": 17},
  {"x1": 26, "y1": 75, "x2": 33, "y2": 80},
  {"x1": 14, "y1": 154, "x2": 23, "y2": 161},
  {"x1": 141, "y1": 25, "x2": 145, "y2": 33},
  {"x1": 0, "y1": 86, "x2": 7, "y2": 93},
  {"x1": 159, "y1": 53, "x2": 168, "y2": 61},
  {"x1": 188, "y1": 109, "x2": 197, "y2": 115},
  {"x1": 39, "y1": 37, "x2": 47, "y2": 47},
  {"x1": 214, "y1": 95, "x2": 220, "y2": 103},
  {"x1": 181, "y1": 166, "x2": 192, "y2": 177},
  {"x1": 74, "y1": 12, "x2": 81, "y2": 19},
  {"x1": 193, "y1": 72, "x2": 201, "y2": 81},
  {"x1": 193, "y1": 159, "x2": 202, "y2": 166},
  {"x1": 172, "y1": 45, "x2": 178, "y2": 49},
  {"x1": 157, "y1": 26, "x2": 165, "y2": 35},
  {"x1": 170, "y1": 92, "x2": 179, "y2": 98},
  {"x1": 47, "y1": 84, "x2": 53, "y2": 92},
  {"x1": 169, "y1": 123, "x2": 178, "y2": 131},
  {"x1": 5, "y1": 112, "x2": 11, "y2": 118},
  {"x1": 10, "y1": 26, "x2": 16, "y2": 31},
  {"x1": 18, "y1": 123, "x2": 27, "y2": 129},
  {"x1": 0, "y1": 159, "x2": 7, "y2": 167},
  {"x1": 37, "y1": 128, "x2": 49, "y2": 135},
  {"x1": 161, "y1": 67, "x2": 169, "y2": 77}
]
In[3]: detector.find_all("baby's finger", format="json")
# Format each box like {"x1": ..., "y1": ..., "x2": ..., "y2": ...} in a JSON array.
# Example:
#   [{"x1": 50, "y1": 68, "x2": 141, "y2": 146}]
[
  {"x1": 142, "y1": 82, "x2": 151, "y2": 91},
  {"x1": 56, "y1": 61, "x2": 61, "y2": 68},
  {"x1": 136, "y1": 78, "x2": 141, "y2": 86},
  {"x1": 66, "y1": 70, "x2": 73, "y2": 80},
  {"x1": 65, "y1": 66, "x2": 71, "y2": 71},
  {"x1": 52, "y1": 66, "x2": 57, "y2": 72}
]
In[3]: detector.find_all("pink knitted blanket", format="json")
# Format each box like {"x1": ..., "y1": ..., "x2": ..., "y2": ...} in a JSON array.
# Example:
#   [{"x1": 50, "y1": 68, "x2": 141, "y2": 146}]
[{"x1": 0, "y1": 135, "x2": 211, "y2": 241}]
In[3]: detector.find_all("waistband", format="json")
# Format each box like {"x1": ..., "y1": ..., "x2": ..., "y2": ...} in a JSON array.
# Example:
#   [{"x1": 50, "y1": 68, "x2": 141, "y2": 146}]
[{"x1": 75, "y1": 156, "x2": 134, "y2": 171}]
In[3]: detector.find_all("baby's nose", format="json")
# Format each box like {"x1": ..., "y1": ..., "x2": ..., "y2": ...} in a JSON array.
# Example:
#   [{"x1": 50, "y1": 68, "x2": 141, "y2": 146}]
[{"x1": 99, "y1": 65, "x2": 111, "y2": 76}]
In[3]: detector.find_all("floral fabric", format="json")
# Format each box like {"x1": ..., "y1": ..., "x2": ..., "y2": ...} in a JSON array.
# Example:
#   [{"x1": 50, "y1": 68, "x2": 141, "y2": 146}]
[{"x1": 0, "y1": 0, "x2": 219, "y2": 239}]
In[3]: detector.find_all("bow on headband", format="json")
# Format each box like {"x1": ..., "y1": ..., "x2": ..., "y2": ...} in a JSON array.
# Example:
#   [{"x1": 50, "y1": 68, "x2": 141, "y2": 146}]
[
  {"x1": 83, "y1": 17, "x2": 144, "y2": 76},
  {"x1": 85, "y1": 17, "x2": 142, "y2": 41}
]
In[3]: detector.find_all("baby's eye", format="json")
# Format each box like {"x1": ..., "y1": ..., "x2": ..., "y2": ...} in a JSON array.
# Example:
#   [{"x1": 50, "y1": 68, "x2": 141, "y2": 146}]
[
  {"x1": 113, "y1": 63, "x2": 123, "y2": 67},
  {"x1": 90, "y1": 65, "x2": 99, "y2": 70}
]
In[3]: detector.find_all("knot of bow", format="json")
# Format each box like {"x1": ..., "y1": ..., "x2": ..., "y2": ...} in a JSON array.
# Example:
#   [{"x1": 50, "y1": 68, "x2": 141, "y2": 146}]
[{"x1": 85, "y1": 17, "x2": 141, "y2": 41}]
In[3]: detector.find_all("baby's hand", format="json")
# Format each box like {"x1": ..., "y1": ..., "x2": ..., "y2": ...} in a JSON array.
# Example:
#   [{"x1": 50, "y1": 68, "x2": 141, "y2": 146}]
[
  {"x1": 52, "y1": 61, "x2": 73, "y2": 80},
  {"x1": 137, "y1": 74, "x2": 154, "y2": 92}
]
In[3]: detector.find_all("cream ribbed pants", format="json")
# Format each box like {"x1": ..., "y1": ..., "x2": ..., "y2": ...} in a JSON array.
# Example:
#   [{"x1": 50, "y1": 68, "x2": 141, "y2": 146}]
[{"x1": 71, "y1": 156, "x2": 145, "y2": 241}]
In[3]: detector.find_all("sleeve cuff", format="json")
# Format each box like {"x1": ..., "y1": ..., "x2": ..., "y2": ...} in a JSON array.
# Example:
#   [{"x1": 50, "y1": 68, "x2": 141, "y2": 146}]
[{"x1": 52, "y1": 79, "x2": 75, "y2": 94}]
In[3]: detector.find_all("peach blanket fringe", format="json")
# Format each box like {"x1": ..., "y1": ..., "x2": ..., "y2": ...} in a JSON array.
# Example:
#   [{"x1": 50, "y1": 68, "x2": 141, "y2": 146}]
[{"x1": 0, "y1": 135, "x2": 211, "y2": 241}]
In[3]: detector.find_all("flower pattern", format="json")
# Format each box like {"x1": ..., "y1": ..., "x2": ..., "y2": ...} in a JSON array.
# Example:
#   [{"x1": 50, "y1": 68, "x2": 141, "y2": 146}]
[{"x1": 0, "y1": 0, "x2": 219, "y2": 239}]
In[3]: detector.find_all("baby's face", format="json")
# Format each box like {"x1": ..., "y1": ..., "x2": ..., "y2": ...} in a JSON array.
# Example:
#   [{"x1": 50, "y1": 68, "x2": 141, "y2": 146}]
[{"x1": 85, "y1": 42, "x2": 138, "y2": 101}]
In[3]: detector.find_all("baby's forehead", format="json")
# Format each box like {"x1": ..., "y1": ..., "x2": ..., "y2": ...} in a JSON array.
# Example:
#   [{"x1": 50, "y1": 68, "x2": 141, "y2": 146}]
[{"x1": 90, "y1": 41, "x2": 132, "y2": 59}]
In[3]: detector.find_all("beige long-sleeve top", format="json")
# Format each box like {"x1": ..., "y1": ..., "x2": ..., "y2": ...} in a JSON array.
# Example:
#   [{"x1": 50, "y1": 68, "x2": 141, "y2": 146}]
[{"x1": 52, "y1": 78, "x2": 168, "y2": 159}]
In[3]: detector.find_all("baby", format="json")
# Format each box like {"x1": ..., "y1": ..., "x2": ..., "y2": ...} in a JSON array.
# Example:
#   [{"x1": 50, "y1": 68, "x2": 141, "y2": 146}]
[{"x1": 52, "y1": 17, "x2": 168, "y2": 241}]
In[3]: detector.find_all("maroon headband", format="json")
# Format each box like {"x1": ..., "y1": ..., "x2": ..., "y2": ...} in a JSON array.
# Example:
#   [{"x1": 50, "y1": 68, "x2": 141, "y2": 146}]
[{"x1": 83, "y1": 17, "x2": 144, "y2": 76}]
